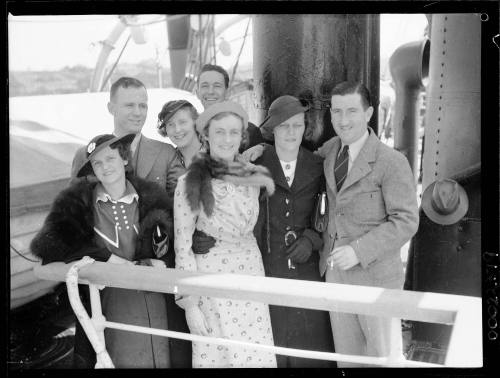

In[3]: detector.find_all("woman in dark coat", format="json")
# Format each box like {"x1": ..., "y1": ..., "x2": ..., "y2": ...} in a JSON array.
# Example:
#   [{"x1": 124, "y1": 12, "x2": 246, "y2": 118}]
[
  {"x1": 253, "y1": 95, "x2": 335, "y2": 368},
  {"x1": 30, "y1": 134, "x2": 174, "y2": 368}
]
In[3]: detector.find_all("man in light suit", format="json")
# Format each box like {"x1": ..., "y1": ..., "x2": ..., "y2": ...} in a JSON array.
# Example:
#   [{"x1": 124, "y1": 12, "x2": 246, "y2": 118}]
[
  {"x1": 71, "y1": 77, "x2": 184, "y2": 198},
  {"x1": 316, "y1": 81, "x2": 419, "y2": 367}
]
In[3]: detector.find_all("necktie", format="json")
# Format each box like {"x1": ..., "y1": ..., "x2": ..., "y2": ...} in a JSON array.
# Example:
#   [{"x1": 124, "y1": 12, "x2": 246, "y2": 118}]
[{"x1": 334, "y1": 145, "x2": 349, "y2": 191}]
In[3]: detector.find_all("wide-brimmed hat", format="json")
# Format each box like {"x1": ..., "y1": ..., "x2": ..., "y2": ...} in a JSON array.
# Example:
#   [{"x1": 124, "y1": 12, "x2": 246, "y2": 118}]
[
  {"x1": 421, "y1": 178, "x2": 469, "y2": 225},
  {"x1": 76, "y1": 133, "x2": 135, "y2": 177},
  {"x1": 195, "y1": 100, "x2": 248, "y2": 135},
  {"x1": 259, "y1": 95, "x2": 309, "y2": 141},
  {"x1": 157, "y1": 99, "x2": 196, "y2": 136}
]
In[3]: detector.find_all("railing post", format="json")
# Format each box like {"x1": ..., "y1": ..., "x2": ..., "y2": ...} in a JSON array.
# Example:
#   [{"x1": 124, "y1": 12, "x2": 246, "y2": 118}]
[
  {"x1": 65, "y1": 257, "x2": 114, "y2": 368},
  {"x1": 89, "y1": 284, "x2": 107, "y2": 349},
  {"x1": 386, "y1": 317, "x2": 405, "y2": 366}
]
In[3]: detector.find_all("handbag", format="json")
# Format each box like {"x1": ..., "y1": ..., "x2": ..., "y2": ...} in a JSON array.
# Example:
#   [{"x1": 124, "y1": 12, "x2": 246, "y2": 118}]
[{"x1": 311, "y1": 190, "x2": 329, "y2": 233}]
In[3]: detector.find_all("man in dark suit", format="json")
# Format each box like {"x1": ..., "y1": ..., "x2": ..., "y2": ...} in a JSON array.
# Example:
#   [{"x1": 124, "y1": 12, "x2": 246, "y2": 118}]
[
  {"x1": 71, "y1": 77, "x2": 184, "y2": 198},
  {"x1": 196, "y1": 64, "x2": 264, "y2": 151},
  {"x1": 317, "y1": 81, "x2": 419, "y2": 366},
  {"x1": 70, "y1": 77, "x2": 190, "y2": 368}
]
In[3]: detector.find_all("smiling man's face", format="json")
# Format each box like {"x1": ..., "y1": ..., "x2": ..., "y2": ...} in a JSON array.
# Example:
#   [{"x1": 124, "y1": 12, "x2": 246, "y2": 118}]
[
  {"x1": 108, "y1": 85, "x2": 148, "y2": 136},
  {"x1": 197, "y1": 70, "x2": 227, "y2": 109}
]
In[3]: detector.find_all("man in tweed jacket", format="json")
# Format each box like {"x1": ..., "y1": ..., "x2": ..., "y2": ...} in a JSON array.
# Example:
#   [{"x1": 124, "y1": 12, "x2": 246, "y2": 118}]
[{"x1": 316, "y1": 81, "x2": 419, "y2": 367}]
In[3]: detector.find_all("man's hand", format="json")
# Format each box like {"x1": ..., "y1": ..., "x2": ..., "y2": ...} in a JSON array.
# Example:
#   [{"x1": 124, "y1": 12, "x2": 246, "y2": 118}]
[
  {"x1": 192, "y1": 229, "x2": 216, "y2": 254},
  {"x1": 241, "y1": 144, "x2": 264, "y2": 162},
  {"x1": 185, "y1": 305, "x2": 211, "y2": 336},
  {"x1": 108, "y1": 254, "x2": 134, "y2": 265},
  {"x1": 286, "y1": 236, "x2": 313, "y2": 264},
  {"x1": 327, "y1": 245, "x2": 360, "y2": 270}
]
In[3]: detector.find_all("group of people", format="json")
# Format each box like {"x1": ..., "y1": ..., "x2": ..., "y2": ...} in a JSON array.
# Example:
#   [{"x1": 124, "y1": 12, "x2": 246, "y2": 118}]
[{"x1": 30, "y1": 63, "x2": 419, "y2": 369}]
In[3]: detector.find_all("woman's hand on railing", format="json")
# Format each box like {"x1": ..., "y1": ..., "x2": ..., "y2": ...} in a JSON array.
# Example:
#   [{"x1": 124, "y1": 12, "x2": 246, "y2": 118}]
[{"x1": 185, "y1": 305, "x2": 211, "y2": 336}]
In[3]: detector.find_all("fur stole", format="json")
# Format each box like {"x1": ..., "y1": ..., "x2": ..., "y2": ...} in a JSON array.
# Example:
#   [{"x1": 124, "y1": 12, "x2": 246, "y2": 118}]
[
  {"x1": 30, "y1": 175, "x2": 174, "y2": 264},
  {"x1": 185, "y1": 152, "x2": 275, "y2": 217}
]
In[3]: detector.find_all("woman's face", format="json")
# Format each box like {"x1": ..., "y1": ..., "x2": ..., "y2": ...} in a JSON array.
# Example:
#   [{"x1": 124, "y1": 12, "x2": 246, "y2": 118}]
[
  {"x1": 273, "y1": 112, "x2": 305, "y2": 154},
  {"x1": 90, "y1": 146, "x2": 127, "y2": 186},
  {"x1": 207, "y1": 114, "x2": 243, "y2": 162},
  {"x1": 164, "y1": 108, "x2": 197, "y2": 149}
]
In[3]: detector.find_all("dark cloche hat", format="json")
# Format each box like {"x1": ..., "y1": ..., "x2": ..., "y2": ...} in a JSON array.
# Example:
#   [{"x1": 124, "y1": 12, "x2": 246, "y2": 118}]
[
  {"x1": 259, "y1": 95, "x2": 309, "y2": 141},
  {"x1": 76, "y1": 133, "x2": 135, "y2": 177}
]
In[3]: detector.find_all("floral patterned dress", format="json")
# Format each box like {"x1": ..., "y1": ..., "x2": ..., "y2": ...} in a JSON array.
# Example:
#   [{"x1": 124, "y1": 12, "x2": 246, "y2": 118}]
[{"x1": 174, "y1": 174, "x2": 277, "y2": 368}]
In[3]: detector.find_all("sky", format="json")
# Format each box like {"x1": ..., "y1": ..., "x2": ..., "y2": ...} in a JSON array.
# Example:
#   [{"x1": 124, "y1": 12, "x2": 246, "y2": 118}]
[{"x1": 8, "y1": 14, "x2": 427, "y2": 73}]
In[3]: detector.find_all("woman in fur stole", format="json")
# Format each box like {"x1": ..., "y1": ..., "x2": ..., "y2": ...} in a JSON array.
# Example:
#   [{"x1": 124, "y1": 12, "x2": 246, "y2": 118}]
[
  {"x1": 30, "y1": 134, "x2": 173, "y2": 368},
  {"x1": 173, "y1": 101, "x2": 277, "y2": 367}
]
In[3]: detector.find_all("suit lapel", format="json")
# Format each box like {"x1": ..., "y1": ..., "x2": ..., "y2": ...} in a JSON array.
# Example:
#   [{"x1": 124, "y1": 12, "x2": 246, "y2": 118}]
[
  {"x1": 290, "y1": 148, "x2": 316, "y2": 192},
  {"x1": 135, "y1": 135, "x2": 159, "y2": 179},
  {"x1": 338, "y1": 129, "x2": 378, "y2": 194},
  {"x1": 324, "y1": 138, "x2": 341, "y2": 195},
  {"x1": 263, "y1": 147, "x2": 291, "y2": 192}
]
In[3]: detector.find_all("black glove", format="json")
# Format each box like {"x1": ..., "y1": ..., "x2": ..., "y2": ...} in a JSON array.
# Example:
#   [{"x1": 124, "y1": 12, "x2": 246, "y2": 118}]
[
  {"x1": 286, "y1": 236, "x2": 313, "y2": 264},
  {"x1": 192, "y1": 229, "x2": 216, "y2": 254}
]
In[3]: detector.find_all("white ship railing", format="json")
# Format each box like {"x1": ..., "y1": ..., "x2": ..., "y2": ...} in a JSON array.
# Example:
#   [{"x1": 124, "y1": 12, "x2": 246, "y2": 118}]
[{"x1": 34, "y1": 257, "x2": 482, "y2": 368}]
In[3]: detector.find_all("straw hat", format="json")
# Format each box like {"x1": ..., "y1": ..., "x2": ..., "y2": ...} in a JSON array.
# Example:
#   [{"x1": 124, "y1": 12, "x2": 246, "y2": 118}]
[
  {"x1": 421, "y1": 178, "x2": 469, "y2": 225},
  {"x1": 195, "y1": 100, "x2": 249, "y2": 134}
]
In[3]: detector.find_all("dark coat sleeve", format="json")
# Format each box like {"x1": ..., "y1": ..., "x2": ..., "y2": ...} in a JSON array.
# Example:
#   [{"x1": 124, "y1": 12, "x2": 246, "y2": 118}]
[
  {"x1": 240, "y1": 122, "x2": 265, "y2": 153},
  {"x1": 30, "y1": 182, "x2": 111, "y2": 265}
]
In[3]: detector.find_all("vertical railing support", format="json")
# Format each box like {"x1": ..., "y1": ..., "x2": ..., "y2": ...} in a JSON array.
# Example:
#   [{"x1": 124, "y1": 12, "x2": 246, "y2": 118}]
[
  {"x1": 89, "y1": 284, "x2": 107, "y2": 348},
  {"x1": 386, "y1": 317, "x2": 405, "y2": 366},
  {"x1": 65, "y1": 257, "x2": 114, "y2": 368}
]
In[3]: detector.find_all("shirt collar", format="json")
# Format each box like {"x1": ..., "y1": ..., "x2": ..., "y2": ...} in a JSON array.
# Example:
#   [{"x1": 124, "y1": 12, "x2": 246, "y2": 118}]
[
  {"x1": 341, "y1": 129, "x2": 369, "y2": 162},
  {"x1": 279, "y1": 159, "x2": 297, "y2": 170},
  {"x1": 95, "y1": 180, "x2": 139, "y2": 204}
]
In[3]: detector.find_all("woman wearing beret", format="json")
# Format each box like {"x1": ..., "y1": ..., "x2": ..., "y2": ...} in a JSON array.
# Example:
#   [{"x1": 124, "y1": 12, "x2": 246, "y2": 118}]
[
  {"x1": 30, "y1": 134, "x2": 173, "y2": 368},
  {"x1": 157, "y1": 99, "x2": 205, "y2": 169},
  {"x1": 253, "y1": 95, "x2": 335, "y2": 367},
  {"x1": 173, "y1": 101, "x2": 277, "y2": 367}
]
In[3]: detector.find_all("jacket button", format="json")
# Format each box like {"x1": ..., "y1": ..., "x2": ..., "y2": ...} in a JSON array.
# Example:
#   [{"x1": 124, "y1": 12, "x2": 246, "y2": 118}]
[
  {"x1": 285, "y1": 226, "x2": 291, "y2": 231},
  {"x1": 156, "y1": 176, "x2": 160, "y2": 180},
  {"x1": 285, "y1": 198, "x2": 289, "y2": 205},
  {"x1": 285, "y1": 212, "x2": 290, "y2": 217},
  {"x1": 329, "y1": 233, "x2": 334, "y2": 238}
]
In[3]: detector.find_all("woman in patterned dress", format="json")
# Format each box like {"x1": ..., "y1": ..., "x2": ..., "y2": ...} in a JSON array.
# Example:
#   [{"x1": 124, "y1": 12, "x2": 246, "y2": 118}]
[{"x1": 173, "y1": 101, "x2": 277, "y2": 368}]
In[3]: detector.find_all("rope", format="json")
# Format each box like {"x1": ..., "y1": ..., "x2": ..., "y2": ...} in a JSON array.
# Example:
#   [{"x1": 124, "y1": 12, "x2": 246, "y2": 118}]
[
  {"x1": 99, "y1": 34, "x2": 131, "y2": 92},
  {"x1": 10, "y1": 244, "x2": 39, "y2": 263},
  {"x1": 228, "y1": 17, "x2": 251, "y2": 94}
]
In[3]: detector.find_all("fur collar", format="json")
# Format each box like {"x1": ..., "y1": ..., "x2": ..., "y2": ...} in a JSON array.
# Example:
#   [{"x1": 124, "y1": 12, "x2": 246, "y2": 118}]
[{"x1": 185, "y1": 152, "x2": 275, "y2": 217}]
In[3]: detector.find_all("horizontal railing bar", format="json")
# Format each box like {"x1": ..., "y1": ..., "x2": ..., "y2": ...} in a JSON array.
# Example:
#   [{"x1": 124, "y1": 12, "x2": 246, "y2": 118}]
[
  {"x1": 104, "y1": 321, "x2": 442, "y2": 367},
  {"x1": 35, "y1": 262, "x2": 481, "y2": 325}
]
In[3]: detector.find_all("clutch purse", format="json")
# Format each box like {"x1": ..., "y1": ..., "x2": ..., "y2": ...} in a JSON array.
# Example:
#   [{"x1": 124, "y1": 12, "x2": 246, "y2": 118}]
[{"x1": 311, "y1": 191, "x2": 329, "y2": 233}]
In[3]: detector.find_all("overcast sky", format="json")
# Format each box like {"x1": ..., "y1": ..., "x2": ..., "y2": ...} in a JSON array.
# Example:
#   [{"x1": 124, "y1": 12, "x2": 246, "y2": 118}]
[{"x1": 8, "y1": 14, "x2": 427, "y2": 72}]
